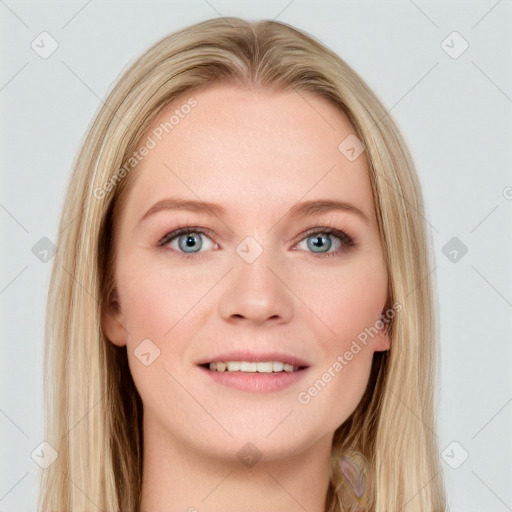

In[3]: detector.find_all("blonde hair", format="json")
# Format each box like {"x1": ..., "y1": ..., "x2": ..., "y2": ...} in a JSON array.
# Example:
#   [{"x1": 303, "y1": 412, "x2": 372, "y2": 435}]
[{"x1": 38, "y1": 17, "x2": 446, "y2": 512}]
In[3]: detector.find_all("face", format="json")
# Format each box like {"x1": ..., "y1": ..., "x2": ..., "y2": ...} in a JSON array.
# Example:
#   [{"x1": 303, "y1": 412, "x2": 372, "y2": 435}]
[{"x1": 102, "y1": 83, "x2": 390, "y2": 464}]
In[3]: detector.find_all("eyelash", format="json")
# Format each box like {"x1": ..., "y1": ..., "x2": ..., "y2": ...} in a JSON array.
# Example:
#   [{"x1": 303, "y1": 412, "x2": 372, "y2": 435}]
[{"x1": 157, "y1": 224, "x2": 356, "y2": 260}]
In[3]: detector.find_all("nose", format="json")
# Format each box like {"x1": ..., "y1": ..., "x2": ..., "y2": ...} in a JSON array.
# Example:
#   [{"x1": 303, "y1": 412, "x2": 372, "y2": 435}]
[{"x1": 217, "y1": 246, "x2": 294, "y2": 326}]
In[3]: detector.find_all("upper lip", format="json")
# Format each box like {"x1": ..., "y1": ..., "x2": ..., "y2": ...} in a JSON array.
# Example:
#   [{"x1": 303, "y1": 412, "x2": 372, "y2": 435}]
[{"x1": 196, "y1": 351, "x2": 310, "y2": 368}]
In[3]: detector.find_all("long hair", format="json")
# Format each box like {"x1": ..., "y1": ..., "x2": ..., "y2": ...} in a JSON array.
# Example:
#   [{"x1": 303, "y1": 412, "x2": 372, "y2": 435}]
[{"x1": 37, "y1": 17, "x2": 446, "y2": 511}]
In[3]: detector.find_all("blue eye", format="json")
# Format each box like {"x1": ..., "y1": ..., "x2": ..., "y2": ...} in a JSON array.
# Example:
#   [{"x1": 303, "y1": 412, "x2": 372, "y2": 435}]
[
  {"x1": 297, "y1": 228, "x2": 355, "y2": 257},
  {"x1": 159, "y1": 228, "x2": 215, "y2": 255},
  {"x1": 158, "y1": 227, "x2": 355, "y2": 258}
]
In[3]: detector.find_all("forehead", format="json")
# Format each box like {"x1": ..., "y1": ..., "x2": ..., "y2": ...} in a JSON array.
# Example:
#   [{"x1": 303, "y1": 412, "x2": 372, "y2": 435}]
[{"x1": 123, "y1": 83, "x2": 374, "y2": 225}]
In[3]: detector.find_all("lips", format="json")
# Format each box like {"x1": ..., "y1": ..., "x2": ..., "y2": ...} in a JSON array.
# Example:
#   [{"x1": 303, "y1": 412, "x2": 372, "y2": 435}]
[{"x1": 197, "y1": 351, "x2": 310, "y2": 393}]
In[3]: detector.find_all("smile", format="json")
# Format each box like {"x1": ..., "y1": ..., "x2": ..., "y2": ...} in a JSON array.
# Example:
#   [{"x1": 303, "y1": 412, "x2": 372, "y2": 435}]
[
  {"x1": 205, "y1": 361, "x2": 302, "y2": 372},
  {"x1": 198, "y1": 362, "x2": 309, "y2": 393}
]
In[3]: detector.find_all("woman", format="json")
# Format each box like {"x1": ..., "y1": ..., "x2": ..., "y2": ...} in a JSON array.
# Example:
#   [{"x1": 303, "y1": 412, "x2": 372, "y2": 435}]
[{"x1": 38, "y1": 17, "x2": 446, "y2": 512}]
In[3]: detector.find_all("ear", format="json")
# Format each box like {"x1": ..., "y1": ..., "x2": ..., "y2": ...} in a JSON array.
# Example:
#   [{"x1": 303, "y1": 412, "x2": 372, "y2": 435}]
[
  {"x1": 372, "y1": 315, "x2": 391, "y2": 352},
  {"x1": 101, "y1": 288, "x2": 127, "y2": 347}
]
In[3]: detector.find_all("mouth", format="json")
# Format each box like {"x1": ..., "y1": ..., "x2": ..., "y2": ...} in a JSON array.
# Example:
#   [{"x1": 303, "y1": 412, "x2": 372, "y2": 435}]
[
  {"x1": 196, "y1": 353, "x2": 310, "y2": 393},
  {"x1": 199, "y1": 361, "x2": 307, "y2": 373}
]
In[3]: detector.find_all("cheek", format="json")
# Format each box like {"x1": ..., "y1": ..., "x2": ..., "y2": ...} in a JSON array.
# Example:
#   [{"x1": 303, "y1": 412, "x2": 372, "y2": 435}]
[
  {"x1": 290, "y1": 258, "x2": 386, "y2": 427},
  {"x1": 115, "y1": 252, "x2": 218, "y2": 398},
  {"x1": 115, "y1": 254, "x2": 200, "y2": 418},
  {"x1": 116, "y1": 253, "x2": 211, "y2": 341},
  {"x1": 297, "y1": 256, "x2": 388, "y2": 346}
]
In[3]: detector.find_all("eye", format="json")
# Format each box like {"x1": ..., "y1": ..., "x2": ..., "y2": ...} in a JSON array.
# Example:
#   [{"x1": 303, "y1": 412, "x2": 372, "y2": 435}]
[
  {"x1": 295, "y1": 228, "x2": 355, "y2": 258},
  {"x1": 158, "y1": 226, "x2": 356, "y2": 259},
  {"x1": 158, "y1": 227, "x2": 216, "y2": 257}
]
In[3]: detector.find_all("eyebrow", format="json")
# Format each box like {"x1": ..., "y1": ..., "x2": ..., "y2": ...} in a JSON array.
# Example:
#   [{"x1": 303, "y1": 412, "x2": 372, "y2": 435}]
[{"x1": 139, "y1": 198, "x2": 370, "y2": 225}]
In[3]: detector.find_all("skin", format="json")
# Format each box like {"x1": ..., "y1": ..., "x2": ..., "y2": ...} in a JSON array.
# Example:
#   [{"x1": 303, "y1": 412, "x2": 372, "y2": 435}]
[{"x1": 102, "y1": 82, "x2": 390, "y2": 512}]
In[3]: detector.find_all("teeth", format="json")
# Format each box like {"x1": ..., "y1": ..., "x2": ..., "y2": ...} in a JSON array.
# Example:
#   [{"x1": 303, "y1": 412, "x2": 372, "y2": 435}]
[
  {"x1": 207, "y1": 361, "x2": 301, "y2": 373},
  {"x1": 240, "y1": 361, "x2": 258, "y2": 372},
  {"x1": 273, "y1": 361, "x2": 284, "y2": 372},
  {"x1": 227, "y1": 361, "x2": 241, "y2": 371}
]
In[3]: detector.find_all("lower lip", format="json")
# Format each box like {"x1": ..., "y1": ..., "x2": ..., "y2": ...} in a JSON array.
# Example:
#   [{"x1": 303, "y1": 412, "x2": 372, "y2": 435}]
[{"x1": 198, "y1": 365, "x2": 309, "y2": 393}]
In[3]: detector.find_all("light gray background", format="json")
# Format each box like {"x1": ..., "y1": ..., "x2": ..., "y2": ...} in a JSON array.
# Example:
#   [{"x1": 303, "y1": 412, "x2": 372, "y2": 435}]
[{"x1": 1, "y1": 1, "x2": 511, "y2": 511}]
